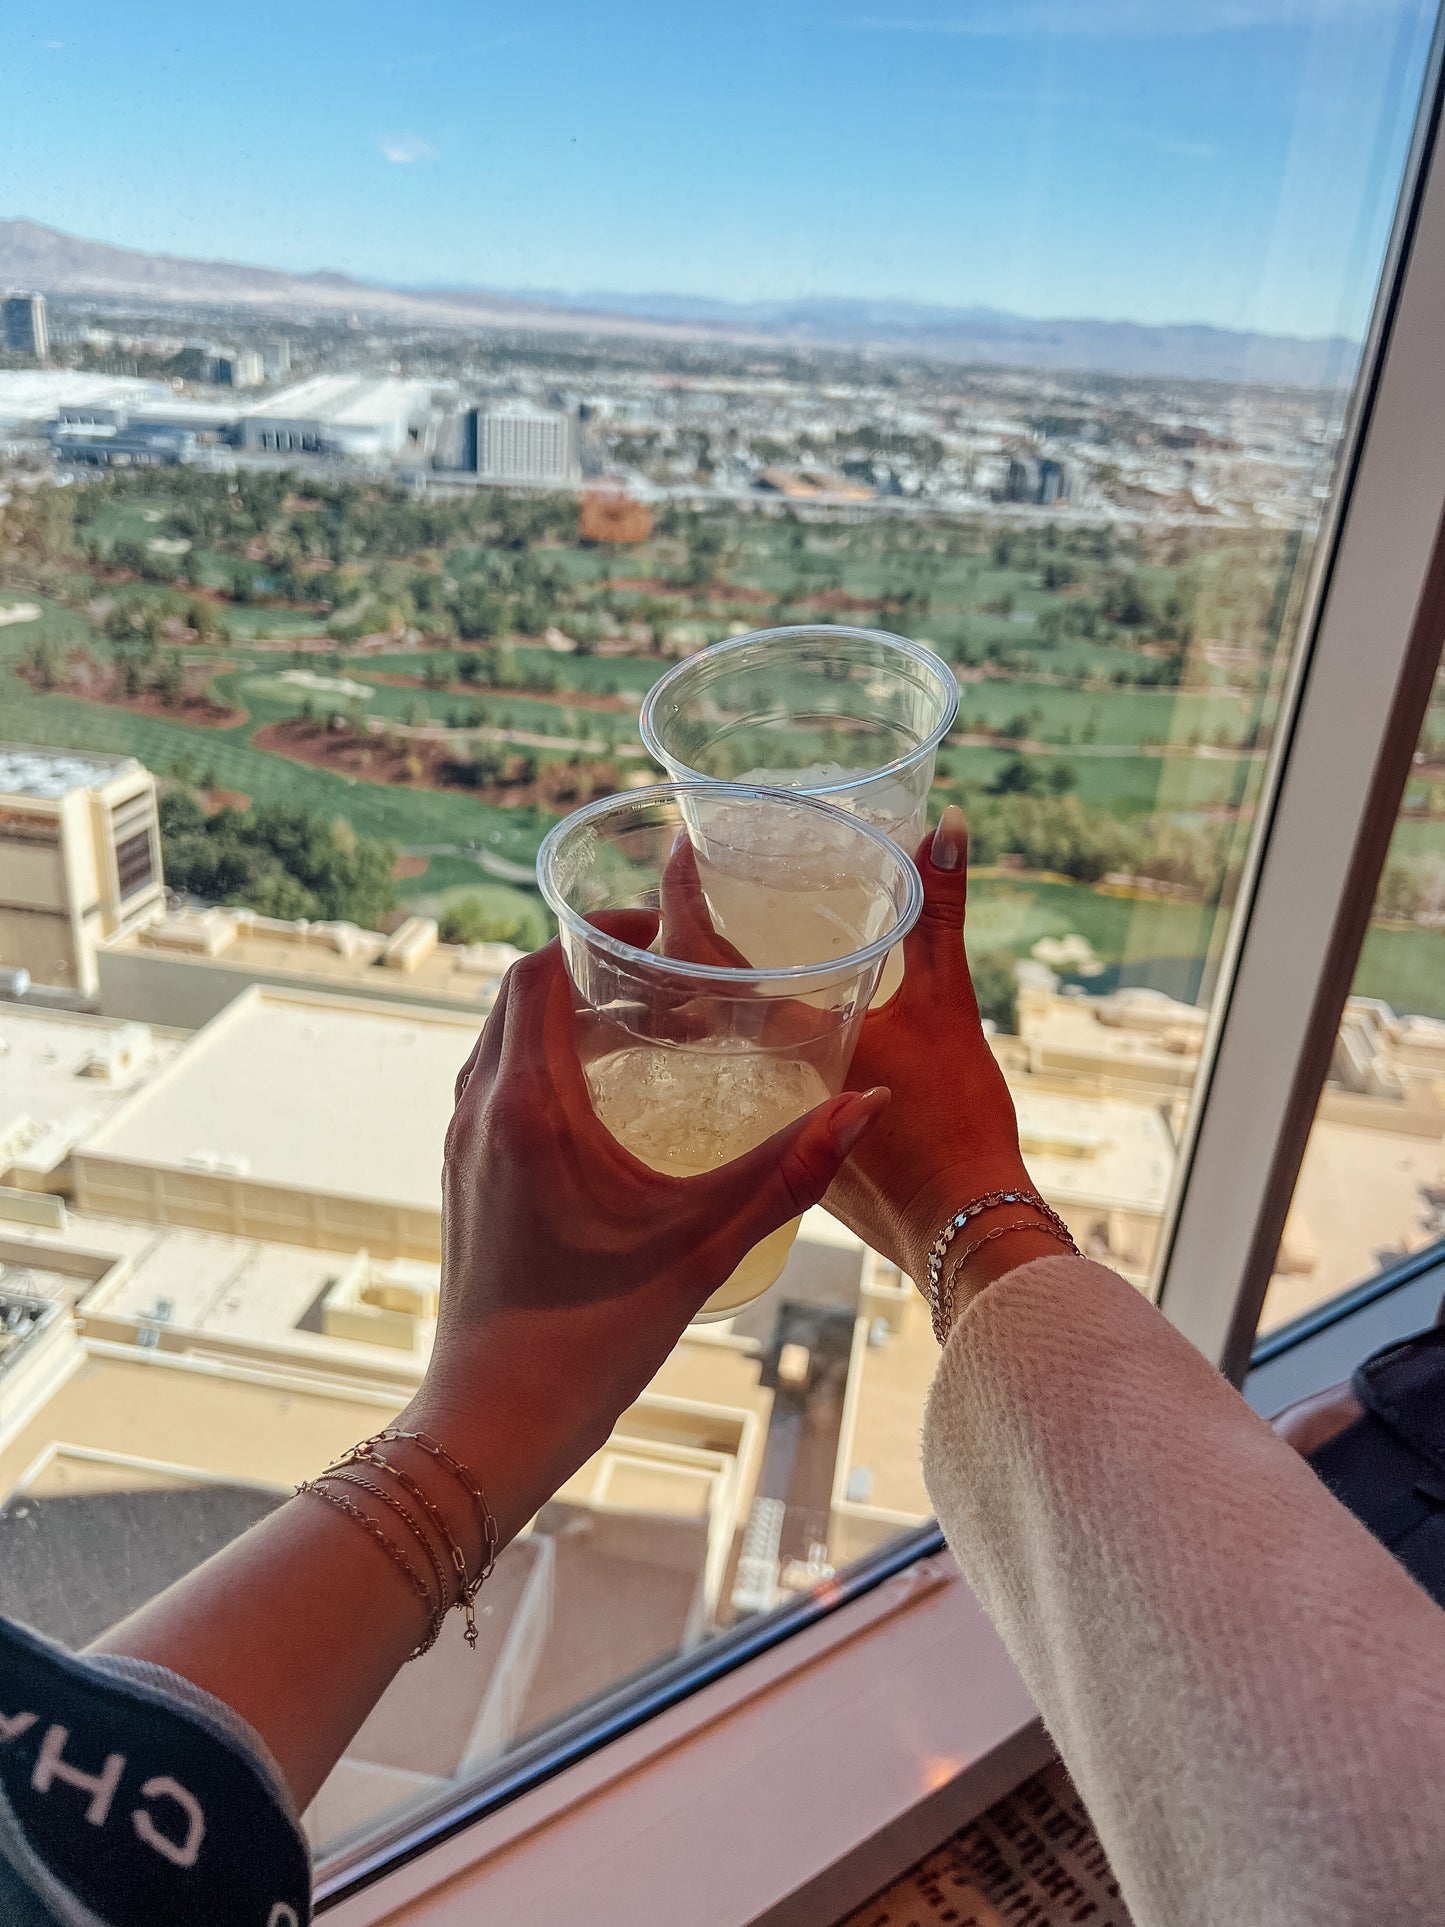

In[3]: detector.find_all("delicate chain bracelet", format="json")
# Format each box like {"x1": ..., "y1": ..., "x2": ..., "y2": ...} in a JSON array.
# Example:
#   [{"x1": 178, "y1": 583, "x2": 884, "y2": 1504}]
[
  {"x1": 924, "y1": 1189, "x2": 1078, "y2": 1344},
  {"x1": 335, "y1": 1444, "x2": 478, "y2": 1646},
  {"x1": 297, "y1": 1479, "x2": 440, "y2": 1659},
  {"x1": 297, "y1": 1427, "x2": 500, "y2": 1657},
  {"x1": 315, "y1": 1467, "x2": 450, "y2": 1651},
  {"x1": 371, "y1": 1428, "x2": 500, "y2": 1644}
]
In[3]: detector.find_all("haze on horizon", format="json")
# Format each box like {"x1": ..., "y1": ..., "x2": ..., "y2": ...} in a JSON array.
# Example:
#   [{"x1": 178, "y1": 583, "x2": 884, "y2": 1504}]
[{"x1": 0, "y1": 0, "x2": 1437, "y2": 341}]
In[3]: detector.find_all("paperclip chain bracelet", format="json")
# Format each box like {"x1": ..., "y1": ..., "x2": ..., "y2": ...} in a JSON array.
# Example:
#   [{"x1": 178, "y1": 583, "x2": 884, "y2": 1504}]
[
  {"x1": 335, "y1": 1444, "x2": 480, "y2": 1647},
  {"x1": 924, "y1": 1188, "x2": 1078, "y2": 1344},
  {"x1": 371, "y1": 1428, "x2": 500, "y2": 1636}
]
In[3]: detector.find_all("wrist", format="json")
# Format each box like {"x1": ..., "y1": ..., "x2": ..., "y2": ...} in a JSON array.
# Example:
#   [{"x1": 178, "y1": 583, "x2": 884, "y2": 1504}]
[{"x1": 899, "y1": 1156, "x2": 1034, "y2": 1284}]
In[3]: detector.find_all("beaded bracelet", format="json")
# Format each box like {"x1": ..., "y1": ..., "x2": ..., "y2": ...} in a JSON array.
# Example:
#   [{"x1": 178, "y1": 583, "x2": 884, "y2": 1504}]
[{"x1": 924, "y1": 1188, "x2": 1078, "y2": 1344}]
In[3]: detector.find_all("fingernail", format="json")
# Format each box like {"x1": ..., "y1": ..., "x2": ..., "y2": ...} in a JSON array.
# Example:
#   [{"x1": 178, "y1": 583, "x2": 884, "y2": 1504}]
[
  {"x1": 931, "y1": 804, "x2": 966, "y2": 872},
  {"x1": 833, "y1": 1087, "x2": 888, "y2": 1155}
]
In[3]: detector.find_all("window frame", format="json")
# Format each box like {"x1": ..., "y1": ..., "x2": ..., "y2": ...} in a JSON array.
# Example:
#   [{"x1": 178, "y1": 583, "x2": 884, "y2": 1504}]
[{"x1": 314, "y1": 28, "x2": 1445, "y2": 1919}]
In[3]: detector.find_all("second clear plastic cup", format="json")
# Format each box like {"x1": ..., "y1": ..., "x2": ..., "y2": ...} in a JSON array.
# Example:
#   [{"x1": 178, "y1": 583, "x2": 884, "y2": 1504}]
[
  {"x1": 639, "y1": 626, "x2": 958, "y2": 998},
  {"x1": 537, "y1": 782, "x2": 923, "y2": 1320}
]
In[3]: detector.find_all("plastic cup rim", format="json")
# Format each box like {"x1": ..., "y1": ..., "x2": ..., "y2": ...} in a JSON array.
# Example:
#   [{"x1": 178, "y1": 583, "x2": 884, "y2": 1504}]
[
  {"x1": 535, "y1": 779, "x2": 924, "y2": 987},
  {"x1": 637, "y1": 623, "x2": 961, "y2": 797}
]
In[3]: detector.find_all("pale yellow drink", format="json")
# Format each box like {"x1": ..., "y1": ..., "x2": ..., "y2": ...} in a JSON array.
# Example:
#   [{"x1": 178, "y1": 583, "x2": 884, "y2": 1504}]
[
  {"x1": 707, "y1": 768, "x2": 927, "y2": 1003},
  {"x1": 585, "y1": 1042, "x2": 831, "y2": 1319}
]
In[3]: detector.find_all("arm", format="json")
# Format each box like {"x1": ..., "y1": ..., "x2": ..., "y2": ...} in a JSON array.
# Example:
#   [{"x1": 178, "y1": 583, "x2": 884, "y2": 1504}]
[
  {"x1": 90, "y1": 942, "x2": 887, "y2": 1813},
  {"x1": 829, "y1": 806, "x2": 1445, "y2": 1927}
]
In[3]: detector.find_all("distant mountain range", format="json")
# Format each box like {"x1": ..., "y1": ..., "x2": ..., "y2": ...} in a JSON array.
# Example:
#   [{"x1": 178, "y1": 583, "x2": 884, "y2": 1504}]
[{"x1": 0, "y1": 218, "x2": 1356, "y2": 387}]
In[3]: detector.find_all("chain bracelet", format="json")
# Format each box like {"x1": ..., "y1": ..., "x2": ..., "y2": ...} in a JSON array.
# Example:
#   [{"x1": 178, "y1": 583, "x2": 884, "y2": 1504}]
[
  {"x1": 297, "y1": 1479, "x2": 440, "y2": 1659},
  {"x1": 935, "y1": 1218, "x2": 1078, "y2": 1343},
  {"x1": 924, "y1": 1188, "x2": 1078, "y2": 1344}
]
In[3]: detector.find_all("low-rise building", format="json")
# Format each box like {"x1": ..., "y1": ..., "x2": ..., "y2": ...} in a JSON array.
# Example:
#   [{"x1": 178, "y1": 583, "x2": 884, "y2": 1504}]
[
  {"x1": 0, "y1": 747, "x2": 164, "y2": 995},
  {"x1": 98, "y1": 907, "x2": 519, "y2": 1030},
  {"x1": 238, "y1": 375, "x2": 430, "y2": 458}
]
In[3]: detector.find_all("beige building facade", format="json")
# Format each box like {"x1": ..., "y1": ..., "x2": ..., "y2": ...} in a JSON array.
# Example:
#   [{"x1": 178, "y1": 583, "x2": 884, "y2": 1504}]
[
  {"x1": 0, "y1": 746, "x2": 163, "y2": 996},
  {"x1": 98, "y1": 906, "x2": 520, "y2": 1030}
]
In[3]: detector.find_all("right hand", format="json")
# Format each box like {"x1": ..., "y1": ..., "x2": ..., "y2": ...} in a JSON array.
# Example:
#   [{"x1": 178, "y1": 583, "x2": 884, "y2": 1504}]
[{"x1": 825, "y1": 804, "x2": 1063, "y2": 1292}]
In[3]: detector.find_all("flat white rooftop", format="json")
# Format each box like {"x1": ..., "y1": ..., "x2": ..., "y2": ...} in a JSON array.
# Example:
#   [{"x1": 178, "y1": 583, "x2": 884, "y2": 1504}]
[
  {"x1": 0, "y1": 1008, "x2": 183, "y2": 1171},
  {"x1": 0, "y1": 372, "x2": 174, "y2": 427},
  {"x1": 1012, "y1": 1086, "x2": 1177, "y2": 1216},
  {"x1": 78, "y1": 987, "x2": 476, "y2": 1211},
  {"x1": 0, "y1": 744, "x2": 139, "y2": 800},
  {"x1": 241, "y1": 375, "x2": 428, "y2": 427}
]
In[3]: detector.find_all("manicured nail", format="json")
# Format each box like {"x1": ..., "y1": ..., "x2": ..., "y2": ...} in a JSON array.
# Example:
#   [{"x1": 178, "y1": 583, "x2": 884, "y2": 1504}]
[
  {"x1": 931, "y1": 804, "x2": 967, "y2": 872},
  {"x1": 833, "y1": 1087, "x2": 889, "y2": 1155}
]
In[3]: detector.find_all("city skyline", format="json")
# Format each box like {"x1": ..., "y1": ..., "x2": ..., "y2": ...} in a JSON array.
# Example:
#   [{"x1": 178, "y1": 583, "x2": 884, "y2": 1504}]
[{"x1": 1, "y1": 0, "x2": 1437, "y2": 341}]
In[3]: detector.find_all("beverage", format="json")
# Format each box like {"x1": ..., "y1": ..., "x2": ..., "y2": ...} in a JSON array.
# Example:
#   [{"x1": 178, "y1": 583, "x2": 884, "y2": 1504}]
[
  {"x1": 726, "y1": 765, "x2": 926, "y2": 1002},
  {"x1": 585, "y1": 1042, "x2": 831, "y2": 1318}
]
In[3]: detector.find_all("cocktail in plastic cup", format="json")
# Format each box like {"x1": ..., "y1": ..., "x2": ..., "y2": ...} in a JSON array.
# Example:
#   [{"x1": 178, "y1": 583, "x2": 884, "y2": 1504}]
[
  {"x1": 639, "y1": 626, "x2": 957, "y2": 998},
  {"x1": 536, "y1": 782, "x2": 922, "y2": 1319}
]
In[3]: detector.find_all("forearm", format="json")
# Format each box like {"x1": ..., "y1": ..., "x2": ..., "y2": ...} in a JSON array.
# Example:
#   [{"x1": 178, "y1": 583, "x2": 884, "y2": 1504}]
[
  {"x1": 89, "y1": 1363, "x2": 586, "y2": 1812},
  {"x1": 923, "y1": 1255, "x2": 1445, "y2": 1927}
]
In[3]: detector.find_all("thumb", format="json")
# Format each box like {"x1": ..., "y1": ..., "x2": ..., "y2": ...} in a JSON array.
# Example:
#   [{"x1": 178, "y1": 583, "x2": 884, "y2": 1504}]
[
  {"x1": 905, "y1": 803, "x2": 969, "y2": 971},
  {"x1": 703, "y1": 1086, "x2": 891, "y2": 1258}
]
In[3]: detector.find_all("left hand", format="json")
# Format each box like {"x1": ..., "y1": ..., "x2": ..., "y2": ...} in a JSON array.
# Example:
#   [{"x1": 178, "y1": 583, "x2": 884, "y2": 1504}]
[{"x1": 408, "y1": 940, "x2": 889, "y2": 1522}]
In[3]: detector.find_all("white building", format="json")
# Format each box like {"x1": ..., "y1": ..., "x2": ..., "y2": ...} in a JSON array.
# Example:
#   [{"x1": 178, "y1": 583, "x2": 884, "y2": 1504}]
[
  {"x1": 238, "y1": 375, "x2": 430, "y2": 458},
  {"x1": 472, "y1": 402, "x2": 578, "y2": 484},
  {"x1": 0, "y1": 746, "x2": 164, "y2": 996}
]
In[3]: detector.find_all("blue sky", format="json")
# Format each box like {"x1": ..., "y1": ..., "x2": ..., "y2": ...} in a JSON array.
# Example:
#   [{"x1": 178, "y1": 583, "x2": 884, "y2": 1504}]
[{"x1": 1, "y1": 0, "x2": 1437, "y2": 338}]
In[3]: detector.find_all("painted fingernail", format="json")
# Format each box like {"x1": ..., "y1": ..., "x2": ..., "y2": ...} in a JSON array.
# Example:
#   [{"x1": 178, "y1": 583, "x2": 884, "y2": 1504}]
[
  {"x1": 833, "y1": 1087, "x2": 888, "y2": 1155},
  {"x1": 931, "y1": 804, "x2": 967, "y2": 872}
]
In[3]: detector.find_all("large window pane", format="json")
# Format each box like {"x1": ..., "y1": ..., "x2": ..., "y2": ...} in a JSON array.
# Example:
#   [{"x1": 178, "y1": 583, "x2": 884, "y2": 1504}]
[
  {"x1": 0, "y1": 0, "x2": 1439, "y2": 1870},
  {"x1": 1259, "y1": 652, "x2": 1445, "y2": 1335}
]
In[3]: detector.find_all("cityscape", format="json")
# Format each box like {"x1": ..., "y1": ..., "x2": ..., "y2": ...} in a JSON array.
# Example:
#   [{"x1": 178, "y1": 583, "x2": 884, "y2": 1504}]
[{"x1": 1, "y1": 215, "x2": 1443, "y2": 1852}]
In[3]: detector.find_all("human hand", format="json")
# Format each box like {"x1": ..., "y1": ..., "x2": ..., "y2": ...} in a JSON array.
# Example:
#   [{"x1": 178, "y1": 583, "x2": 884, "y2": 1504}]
[
  {"x1": 825, "y1": 804, "x2": 1063, "y2": 1297},
  {"x1": 408, "y1": 940, "x2": 889, "y2": 1532}
]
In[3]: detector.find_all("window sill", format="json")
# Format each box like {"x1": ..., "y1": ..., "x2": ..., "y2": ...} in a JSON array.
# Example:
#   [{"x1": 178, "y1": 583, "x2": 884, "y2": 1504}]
[{"x1": 319, "y1": 1552, "x2": 1046, "y2": 1926}]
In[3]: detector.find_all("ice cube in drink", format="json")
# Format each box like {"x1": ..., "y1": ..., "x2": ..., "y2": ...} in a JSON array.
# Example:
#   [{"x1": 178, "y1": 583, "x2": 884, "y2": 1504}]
[{"x1": 584, "y1": 1042, "x2": 831, "y2": 1318}]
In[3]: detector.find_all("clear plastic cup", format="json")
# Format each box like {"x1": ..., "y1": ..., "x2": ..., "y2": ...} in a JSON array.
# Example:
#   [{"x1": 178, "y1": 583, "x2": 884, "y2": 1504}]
[
  {"x1": 639, "y1": 626, "x2": 957, "y2": 997},
  {"x1": 536, "y1": 782, "x2": 922, "y2": 1320}
]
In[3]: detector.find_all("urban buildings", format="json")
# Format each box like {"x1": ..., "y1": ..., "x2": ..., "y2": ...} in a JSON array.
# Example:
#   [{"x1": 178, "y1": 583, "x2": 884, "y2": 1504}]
[
  {"x1": 0, "y1": 747, "x2": 163, "y2": 997},
  {"x1": 238, "y1": 374, "x2": 430, "y2": 458},
  {"x1": 1, "y1": 292, "x2": 48, "y2": 361},
  {"x1": 469, "y1": 401, "x2": 578, "y2": 484}
]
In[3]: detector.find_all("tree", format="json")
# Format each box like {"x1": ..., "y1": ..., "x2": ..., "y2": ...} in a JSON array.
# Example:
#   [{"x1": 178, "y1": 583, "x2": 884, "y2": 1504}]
[
  {"x1": 438, "y1": 894, "x2": 541, "y2": 947},
  {"x1": 988, "y1": 755, "x2": 1042, "y2": 796},
  {"x1": 968, "y1": 949, "x2": 1019, "y2": 1033},
  {"x1": 159, "y1": 793, "x2": 397, "y2": 928}
]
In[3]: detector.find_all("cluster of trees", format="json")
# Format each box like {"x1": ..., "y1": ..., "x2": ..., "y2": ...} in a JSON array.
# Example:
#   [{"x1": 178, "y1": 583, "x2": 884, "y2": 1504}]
[
  {"x1": 956, "y1": 786, "x2": 1230, "y2": 896},
  {"x1": 159, "y1": 791, "x2": 396, "y2": 927},
  {"x1": 438, "y1": 893, "x2": 548, "y2": 949}
]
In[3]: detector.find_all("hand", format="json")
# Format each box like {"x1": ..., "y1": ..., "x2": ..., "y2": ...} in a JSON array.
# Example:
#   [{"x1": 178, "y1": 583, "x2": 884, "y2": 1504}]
[
  {"x1": 408, "y1": 940, "x2": 889, "y2": 1529},
  {"x1": 825, "y1": 805, "x2": 1064, "y2": 1297}
]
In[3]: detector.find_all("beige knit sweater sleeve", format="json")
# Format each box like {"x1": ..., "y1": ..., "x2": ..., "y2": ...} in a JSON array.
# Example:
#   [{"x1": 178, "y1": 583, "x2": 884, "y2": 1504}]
[{"x1": 920, "y1": 1253, "x2": 1445, "y2": 1927}]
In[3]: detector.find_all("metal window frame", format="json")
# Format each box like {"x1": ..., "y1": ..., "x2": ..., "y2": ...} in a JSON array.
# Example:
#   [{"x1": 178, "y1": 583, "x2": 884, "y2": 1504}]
[
  {"x1": 1155, "y1": 26, "x2": 1445, "y2": 1380},
  {"x1": 316, "y1": 37, "x2": 1445, "y2": 1924}
]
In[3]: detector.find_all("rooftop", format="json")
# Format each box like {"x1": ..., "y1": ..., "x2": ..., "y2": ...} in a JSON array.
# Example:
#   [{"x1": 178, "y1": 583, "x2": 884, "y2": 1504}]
[
  {"x1": 76, "y1": 986, "x2": 477, "y2": 1212},
  {"x1": 241, "y1": 374, "x2": 429, "y2": 426},
  {"x1": 103, "y1": 908, "x2": 519, "y2": 1016},
  {"x1": 0, "y1": 372, "x2": 173, "y2": 428},
  {"x1": 0, "y1": 743, "x2": 138, "y2": 800},
  {"x1": 0, "y1": 1007, "x2": 183, "y2": 1183}
]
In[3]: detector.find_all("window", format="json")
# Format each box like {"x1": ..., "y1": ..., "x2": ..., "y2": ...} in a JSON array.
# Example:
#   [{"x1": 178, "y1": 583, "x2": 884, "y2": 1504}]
[
  {"x1": 113, "y1": 828, "x2": 156, "y2": 899},
  {"x1": 0, "y1": 0, "x2": 1442, "y2": 1906},
  {"x1": 1259, "y1": 653, "x2": 1445, "y2": 1337}
]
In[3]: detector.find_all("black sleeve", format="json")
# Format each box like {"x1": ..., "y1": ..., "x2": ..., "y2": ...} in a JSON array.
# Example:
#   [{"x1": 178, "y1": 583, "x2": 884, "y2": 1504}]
[{"x1": 0, "y1": 1615, "x2": 310, "y2": 1926}]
